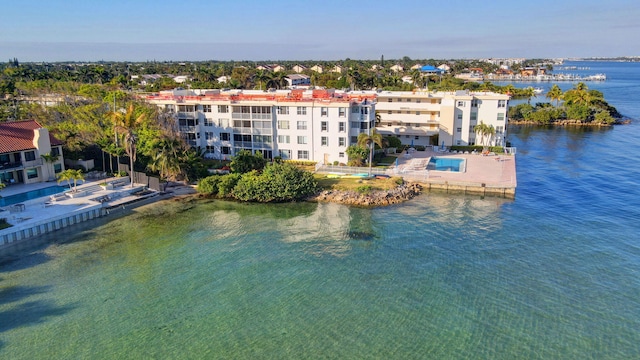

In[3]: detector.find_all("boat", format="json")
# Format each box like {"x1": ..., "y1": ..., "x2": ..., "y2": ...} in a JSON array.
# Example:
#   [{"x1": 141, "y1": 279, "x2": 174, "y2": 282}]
[{"x1": 533, "y1": 87, "x2": 544, "y2": 95}]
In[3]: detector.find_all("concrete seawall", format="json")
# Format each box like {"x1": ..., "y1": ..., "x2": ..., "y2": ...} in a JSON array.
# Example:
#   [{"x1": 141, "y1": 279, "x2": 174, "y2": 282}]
[{"x1": 0, "y1": 207, "x2": 107, "y2": 248}]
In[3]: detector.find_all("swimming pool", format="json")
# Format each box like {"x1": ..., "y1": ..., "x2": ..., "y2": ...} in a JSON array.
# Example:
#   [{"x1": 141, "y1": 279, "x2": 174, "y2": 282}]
[
  {"x1": 427, "y1": 157, "x2": 465, "y2": 172},
  {"x1": 0, "y1": 185, "x2": 69, "y2": 206}
]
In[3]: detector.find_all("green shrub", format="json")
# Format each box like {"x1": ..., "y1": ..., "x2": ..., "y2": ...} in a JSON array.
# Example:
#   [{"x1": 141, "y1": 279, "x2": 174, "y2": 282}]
[
  {"x1": 232, "y1": 162, "x2": 319, "y2": 202},
  {"x1": 197, "y1": 175, "x2": 222, "y2": 195},
  {"x1": 218, "y1": 173, "x2": 241, "y2": 197},
  {"x1": 394, "y1": 177, "x2": 404, "y2": 185},
  {"x1": 356, "y1": 185, "x2": 372, "y2": 194}
]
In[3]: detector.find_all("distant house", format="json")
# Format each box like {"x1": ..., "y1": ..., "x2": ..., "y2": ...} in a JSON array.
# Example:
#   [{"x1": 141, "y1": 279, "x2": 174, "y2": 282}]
[
  {"x1": 217, "y1": 75, "x2": 229, "y2": 83},
  {"x1": 331, "y1": 65, "x2": 344, "y2": 73},
  {"x1": 401, "y1": 75, "x2": 413, "y2": 84},
  {"x1": 256, "y1": 64, "x2": 274, "y2": 71},
  {"x1": 310, "y1": 65, "x2": 324, "y2": 73},
  {"x1": 285, "y1": 74, "x2": 311, "y2": 87},
  {"x1": 437, "y1": 64, "x2": 451, "y2": 72},
  {"x1": 173, "y1": 75, "x2": 191, "y2": 83},
  {"x1": 410, "y1": 64, "x2": 423, "y2": 70},
  {"x1": 292, "y1": 64, "x2": 307, "y2": 73},
  {"x1": 420, "y1": 65, "x2": 445, "y2": 74},
  {"x1": 371, "y1": 64, "x2": 382, "y2": 71},
  {"x1": 390, "y1": 64, "x2": 404, "y2": 72},
  {"x1": 0, "y1": 120, "x2": 65, "y2": 184}
]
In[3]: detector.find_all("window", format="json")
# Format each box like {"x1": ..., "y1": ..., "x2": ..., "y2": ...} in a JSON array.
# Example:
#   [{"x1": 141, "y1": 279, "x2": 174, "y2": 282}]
[
  {"x1": 321, "y1": 107, "x2": 328, "y2": 117},
  {"x1": 339, "y1": 108, "x2": 346, "y2": 117},
  {"x1": 297, "y1": 150, "x2": 309, "y2": 160},
  {"x1": 219, "y1": 118, "x2": 229, "y2": 127},
  {"x1": 387, "y1": 98, "x2": 393, "y2": 102},
  {"x1": 457, "y1": 127, "x2": 462, "y2": 133},
  {"x1": 279, "y1": 149, "x2": 291, "y2": 159},
  {"x1": 297, "y1": 136, "x2": 308, "y2": 144},
  {"x1": 218, "y1": 105, "x2": 229, "y2": 113},
  {"x1": 277, "y1": 120, "x2": 290, "y2": 129},
  {"x1": 321, "y1": 121, "x2": 328, "y2": 131},
  {"x1": 471, "y1": 100, "x2": 479, "y2": 108},
  {"x1": 203, "y1": 105, "x2": 212, "y2": 112},
  {"x1": 339, "y1": 152, "x2": 345, "y2": 158},
  {"x1": 497, "y1": 113, "x2": 505, "y2": 121},
  {"x1": 352, "y1": 106, "x2": 359, "y2": 113},
  {"x1": 50, "y1": 147, "x2": 60, "y2": 157},
  {"x1": 26, "y1": 168, "x2": 38, "y2": 179},
  {"x1": 457, "y1": 101, "x2": 465, "y2": 107},
  {"x1": 351, "y1": 122, "x2": 359, "y2": 129},
  {"x1": 205, "y1": 146, "x2": 215, "y2": 154},
  {"x1": 297, "y1": 107, "x2": 307, "y2": 115},
  {"x1": 25, "y1": 151, "x2": 36, "y2": 161},
  {"x1": 457, "y1": 114, "x2": 463, "y2": 121},
  {"x1": 456, "y1": 140, "x2": 462, "y2": 145},
  {"x1": 351, "y1": 136, "x2": 358, "y2": 143},
  {"x1": 496, "y1": 126, "x2": 504, "y2": 134},
  {"x1": 321, "y1": 137, "x2": 328, "y2": 146},
  {"x1": 204, "y1": 118, "x2": 215, "y2": 126},
  {"x1": 498, "y1": 100, "x2": 506, "y2": 108},
  {"x1": 297, "y1": 121, "x2": 307, "y2": 130},
  {"x1": 415, "y1": 136, "x2": 419, "y2": 140},
  {"x1": 221, "y1": 146, "x2": 231, "y2": 155},
  {"x1": 339, "y1": 137, "x2": 346, "y2": 147},
  {"x1": 470, "y1": 125, "x2": 475, "y2": 132},
  {"x1": 470, "y1": 112, "x2": 477, "y2": 121},
  {"x1": 416, "y1": 111, "x2": 420, "y2": 115},
  {"x1": 277, "y1": 106, "x2": 289, "y2": 115},
  {"x1": 387, "y1": 110, "x2": 392, "y2": 114},
  {"x1": 278, "y1": 135, "x2": 290, "y2": 143},
  {"x1": 205, "y1": 132, "x2": 214, "y2": 140},
  {"x1": 220, "y1": 132, "x2": 230, "y2": 141},
  {"x1": 339, "y1": 122, "x2": 345, "y2": 132},
  {"x1": 54, "y1": 163, "x2": 62, "y2": 173}
]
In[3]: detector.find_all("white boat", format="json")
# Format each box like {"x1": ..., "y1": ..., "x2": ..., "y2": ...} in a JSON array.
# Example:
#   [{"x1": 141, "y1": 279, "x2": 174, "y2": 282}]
[{"x1": 533, "y1": 87, "x2": 544, "y2": 95}]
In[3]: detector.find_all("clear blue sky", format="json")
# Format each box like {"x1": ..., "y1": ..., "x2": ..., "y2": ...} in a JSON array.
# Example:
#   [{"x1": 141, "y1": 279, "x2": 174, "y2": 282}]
[{"x1": 1, "y1": 0, "x2": 638, "y2": 62}]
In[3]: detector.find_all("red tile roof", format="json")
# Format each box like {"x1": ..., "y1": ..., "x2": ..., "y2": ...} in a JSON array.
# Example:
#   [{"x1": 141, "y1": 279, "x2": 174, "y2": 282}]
[{"x1": 0, "y1": 120, "x2": 63, "y2": 154}]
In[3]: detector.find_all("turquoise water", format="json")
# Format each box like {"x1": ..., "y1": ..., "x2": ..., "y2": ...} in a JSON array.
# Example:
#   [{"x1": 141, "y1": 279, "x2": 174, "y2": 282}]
[
  {"x1": 2, "y1": 61, "x2": 640, "y2": 359},
  {"x1": 0, "y1": 185, "x2": 68, "y2": 207},
  {"x1": 427, "y1": 157, "x2": 464, "y2": 172}
]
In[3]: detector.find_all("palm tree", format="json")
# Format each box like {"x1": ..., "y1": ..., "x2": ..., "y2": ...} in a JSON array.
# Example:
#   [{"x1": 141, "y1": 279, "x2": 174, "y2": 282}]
[
  {"x1": 503, "y1": 84, "x2": 516, "y2": 96},
  {"x1": 410, "y1": 69, "x2": 424, "y2": 89},
  {"x1": 57, "y1": 169, "x2": 84, "y2": 192},
  {"x1": 474, "y1": 121, "x2": 496, "y2": 147},
  {"x1": 111, "y1": 104, "x2": 148, "y2": 187},
  {"x1": 523, "y1": 87, "x2": 536, "y2": 104},
  {"x1": 357, "y1": 128, "x2": 388, "y2": 176},
  {"x1": 546, "y1": 84, "x2": 563, "y2": 107},
  {"x1": 40, "y1": 152, "x2": 60, "y2": 181},
  {"x1": 147, "y1": 137, "x2": 184, "y2": 190}
]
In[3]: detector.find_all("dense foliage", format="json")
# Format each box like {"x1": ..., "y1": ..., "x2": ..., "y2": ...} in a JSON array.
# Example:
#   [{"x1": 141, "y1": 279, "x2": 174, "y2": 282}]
[
  {"x1": 197, "y1": 162, "x2": 318, "y2": 202},
  {"x1": 508, "y1": 83, "x2": 618, "y2": 125}
]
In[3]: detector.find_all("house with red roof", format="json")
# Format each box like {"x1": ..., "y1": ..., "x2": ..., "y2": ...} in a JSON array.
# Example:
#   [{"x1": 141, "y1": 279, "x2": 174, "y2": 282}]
[{"x1": 0, "y1": 120, "x2": 65, "y2": 185}]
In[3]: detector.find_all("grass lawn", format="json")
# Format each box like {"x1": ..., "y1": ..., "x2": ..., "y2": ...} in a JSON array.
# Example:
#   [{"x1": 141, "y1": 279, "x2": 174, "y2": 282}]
[{"x1": 315, "y1": 174, "x2": 403, "y2": 191}]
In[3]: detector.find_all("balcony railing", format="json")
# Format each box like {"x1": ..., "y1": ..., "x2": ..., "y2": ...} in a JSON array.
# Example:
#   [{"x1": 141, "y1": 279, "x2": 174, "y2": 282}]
[{"x1": 0, "y1": 161, "x2": 22, "y2": 170}]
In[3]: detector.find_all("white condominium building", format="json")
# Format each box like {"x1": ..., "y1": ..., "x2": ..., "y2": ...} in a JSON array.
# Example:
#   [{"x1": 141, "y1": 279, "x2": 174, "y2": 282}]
[
  {"x1": 144, "y1": 89, "x2": 376, "y2": 164},
  {"x1": 374, "y1": 90, "x2": 510, "y2": 147}
]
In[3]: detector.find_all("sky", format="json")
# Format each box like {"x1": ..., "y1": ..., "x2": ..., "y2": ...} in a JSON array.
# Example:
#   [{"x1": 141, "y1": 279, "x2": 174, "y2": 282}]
[{"x1": 1, "y1": 0, "x2": 638, "y2": 62}]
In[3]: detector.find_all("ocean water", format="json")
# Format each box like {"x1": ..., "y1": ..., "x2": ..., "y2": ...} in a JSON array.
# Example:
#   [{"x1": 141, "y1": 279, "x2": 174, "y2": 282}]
[{"x1": 1, "y1": 62, "x2": 640, "y2": 359}]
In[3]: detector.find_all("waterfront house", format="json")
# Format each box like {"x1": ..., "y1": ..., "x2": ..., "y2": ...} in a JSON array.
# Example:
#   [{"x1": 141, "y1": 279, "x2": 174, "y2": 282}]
[
  {"x1": 390, "y1": 64, "x2": 404, "y2": 72},
  {"x1": 0, "y1": 120, "x2": 65, "y2": 185}
]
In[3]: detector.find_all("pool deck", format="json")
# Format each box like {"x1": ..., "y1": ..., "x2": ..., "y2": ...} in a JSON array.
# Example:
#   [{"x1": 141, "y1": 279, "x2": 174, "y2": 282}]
[
  {"x1": 0, "y1": 178, "x2": 196, "y2": 242},
  {"x1": 391, "y1": 148, "x2": 517, "y2": 197}
]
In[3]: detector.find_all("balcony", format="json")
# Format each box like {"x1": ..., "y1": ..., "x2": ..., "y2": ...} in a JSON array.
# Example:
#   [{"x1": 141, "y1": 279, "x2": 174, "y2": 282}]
[
  {"x1": 0, "y1": 161, "x2": 23, "y2": 170},
  {"x1": 179, "y1": 126, "x2": 198, "y2": 132}
]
